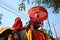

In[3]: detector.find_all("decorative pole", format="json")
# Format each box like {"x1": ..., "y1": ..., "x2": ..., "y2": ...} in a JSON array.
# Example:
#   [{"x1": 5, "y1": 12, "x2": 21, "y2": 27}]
[
  {"x1": 45, "y1": 22, "x2": 49, "y2": 34},
  {"x1": 52, "y1": 23, "x2": 58, "y2": 40},
  {"x1": 47, "y1": 19, "x2": 53, "y2": 37}
]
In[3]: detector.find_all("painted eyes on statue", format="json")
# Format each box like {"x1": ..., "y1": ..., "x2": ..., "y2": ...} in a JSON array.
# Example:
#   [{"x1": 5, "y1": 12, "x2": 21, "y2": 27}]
[
  {"x1": 36, "y1": 21, "x2": 43, "y2": 24},
  {"x1": 36, "y1": 22, "x2": 41, "y2": 24},
  {"x1": 32, "y1": 8, "x2": 40, "y2": 11}
]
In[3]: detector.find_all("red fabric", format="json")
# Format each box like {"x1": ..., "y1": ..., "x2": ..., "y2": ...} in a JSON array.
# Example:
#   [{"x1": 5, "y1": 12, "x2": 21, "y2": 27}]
[
  {"x1": 12, "y1": 17, "x2": 22, "y2": 31},
  {"x1": 28, "y1": 6, "x2": 48, "y2": 21},
  {"x1": 32, "y1": 30, "x2": 46, "y2": 40}
]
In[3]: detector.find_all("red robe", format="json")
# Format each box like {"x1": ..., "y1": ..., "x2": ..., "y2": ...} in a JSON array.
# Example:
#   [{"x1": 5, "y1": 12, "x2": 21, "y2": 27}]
[{"x1": 32, "y1": 30, "x2": 46, "y2": 40}]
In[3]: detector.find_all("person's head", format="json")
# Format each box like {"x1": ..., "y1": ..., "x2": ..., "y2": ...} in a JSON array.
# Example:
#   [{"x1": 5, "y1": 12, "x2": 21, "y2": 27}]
[{"x1": 14, "y1": 17, "x2": 23, "y2": 27}]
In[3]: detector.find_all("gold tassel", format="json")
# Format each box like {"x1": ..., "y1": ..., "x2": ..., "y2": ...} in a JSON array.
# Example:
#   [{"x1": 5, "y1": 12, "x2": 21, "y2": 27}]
[{"x1": 8, "y1": 34, "x2": 13, "y2": 40}]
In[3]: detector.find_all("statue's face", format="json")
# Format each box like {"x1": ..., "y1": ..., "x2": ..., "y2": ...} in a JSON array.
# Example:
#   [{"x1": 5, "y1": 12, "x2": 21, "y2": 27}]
[
  {"x1": 15, "y1": 17, "x2": 21, "y2": 23},
  {"x1": 15, "y1": 19, "x2": 19, "y2": 23},
  {"x1": 36, "y1": 23, "x2": 41, "y2": 27},
  {"x1": 33, "y1": 21, "x2": 43, "y2": 29}
]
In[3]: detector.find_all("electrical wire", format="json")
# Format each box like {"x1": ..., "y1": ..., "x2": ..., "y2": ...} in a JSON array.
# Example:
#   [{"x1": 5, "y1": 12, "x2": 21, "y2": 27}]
[
  {"x1": 0, "y1": 1, "x2": 29, "y2": 20},
  {"x1": 3, "y1": 0, "x2": 28, "y2": 19},
  {"x1": 0, "y1": 5, "x2": 28, "y2": 20}
]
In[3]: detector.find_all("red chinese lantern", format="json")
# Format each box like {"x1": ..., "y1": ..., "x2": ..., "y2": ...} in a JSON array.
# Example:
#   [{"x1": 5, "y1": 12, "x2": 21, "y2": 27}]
[{"x1": 28, "y1": 6, "x2": 48, "y2": 21}]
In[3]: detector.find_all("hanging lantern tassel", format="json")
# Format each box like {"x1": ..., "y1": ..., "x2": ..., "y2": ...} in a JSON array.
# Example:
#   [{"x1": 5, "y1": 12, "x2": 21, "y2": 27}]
[
  {"x1": 0, "y1": 21, "x2": 2, "y2": 25},
  {"x1": 27, "y1": 0, "x2": 30, "y2": 4},
  {"x1": 18, "y1": 4, "x2": 23, "y2": 11},
  {"x1": 0, "y1": 14, "x2": 3, "y2": 20},
  {"x1": 18, "y1": 2, "x2": 25, "y2": 11},
  {"x1": 0, "y1": 17, "x2": 2, "y2": 20},
  {"x1": 18, "y1": 5, "x2": 20, "y2": 10},
  {"x1": 32, "y1": 2, "x2": 33, "y2": 4},
  {"x1": 22, "y1": 4, "x2": 25, "y2": 11},
  {"x1": 24, "y1": 5, "x2": 25, "y2": 11},
  {"x1": 36, "y1": 0, "x2": 41, "y2": 5},
  {"x1": 32, "y1": 0, "x2": 35, "y2": 4},
  {"x1": 0, "y1": 14, "x2": 3, "y2": 25}
]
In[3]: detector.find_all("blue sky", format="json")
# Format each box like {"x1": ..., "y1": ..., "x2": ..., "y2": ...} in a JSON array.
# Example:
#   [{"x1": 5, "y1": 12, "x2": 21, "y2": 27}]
[{"x1": 0, "y1": 0, "x2": 60, "y2": 38}]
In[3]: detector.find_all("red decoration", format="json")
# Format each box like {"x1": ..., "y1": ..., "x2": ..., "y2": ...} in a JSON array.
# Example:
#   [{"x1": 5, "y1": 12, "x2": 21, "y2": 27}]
[
  {"x1": 28, "y1": 6, "x2": 48, "y2": 21},
  {"x1": 12, "y1": 17, "x2": 23, "y2": 31},
  {"x1": 32, "y1": 30, "x2": 46, "y2": 40}
]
